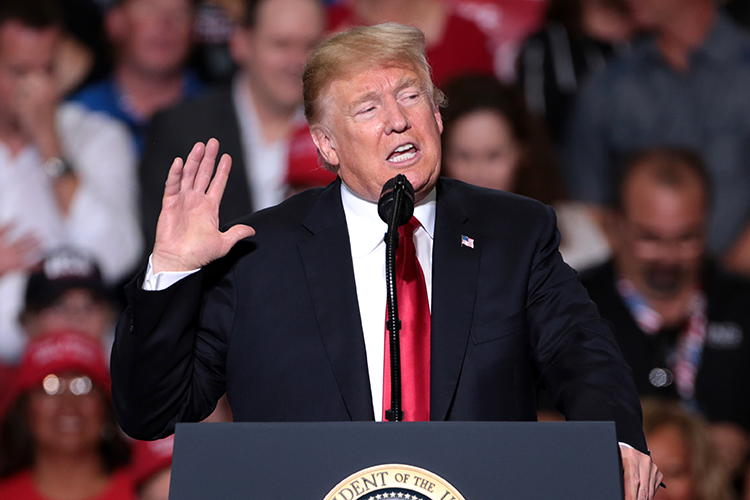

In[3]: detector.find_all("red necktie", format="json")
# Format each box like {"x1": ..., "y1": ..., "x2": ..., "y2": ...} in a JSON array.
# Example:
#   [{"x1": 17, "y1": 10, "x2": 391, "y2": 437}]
[{"x1": 383, "y1": 216, "x2": 431, "y2": 421}]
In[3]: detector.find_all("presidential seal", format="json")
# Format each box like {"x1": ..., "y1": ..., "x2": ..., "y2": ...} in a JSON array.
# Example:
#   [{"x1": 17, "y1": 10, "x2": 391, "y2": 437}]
[{"x1": 323, "y1": 464, "x2": 466, "y2": 500}]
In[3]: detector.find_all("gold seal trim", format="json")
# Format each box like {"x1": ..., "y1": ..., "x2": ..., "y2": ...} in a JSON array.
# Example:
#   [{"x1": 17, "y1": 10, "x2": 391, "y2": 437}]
[{"x1": 323, "y1": 464, "x2": 466, "y2": 500}]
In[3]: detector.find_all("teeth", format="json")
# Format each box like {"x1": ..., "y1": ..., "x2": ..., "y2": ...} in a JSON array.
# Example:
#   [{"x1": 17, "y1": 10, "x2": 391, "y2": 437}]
[
  {"x1": 394, "y1": 143, "x2": 414, "y2": 153},
  {"x1": 388, "y1": 150, "x2": 417, "y2": 163}
]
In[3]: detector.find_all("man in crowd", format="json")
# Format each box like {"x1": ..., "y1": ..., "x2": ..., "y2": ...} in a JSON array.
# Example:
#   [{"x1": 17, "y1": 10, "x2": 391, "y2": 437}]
[
  {"x1": 563, "y1": 0, "x2": 750, "y2": 274},
  {"x1": 71, "y1": 0, "x2": 203, "y2": 156},
  {"x1": 0, "y1": 0, "x2": 142, "y2": 362},
  {"x1": 581, "y1": 147, "x2": 750, "y2": 480},
  {"x1": 138, "y1": 0, "x2": 325, "y2": 250},
  {"x1": 112, "y1": 23, "x2": 661, "y2": 499},
  {"x1": 19, "y1": 247, "x2": 115, "y2": 343}
]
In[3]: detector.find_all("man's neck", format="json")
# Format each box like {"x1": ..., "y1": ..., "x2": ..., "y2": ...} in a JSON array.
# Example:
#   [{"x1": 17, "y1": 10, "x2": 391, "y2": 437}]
[
  {"x1": 617, "y1": 265, "x2": 700, "y2": 328},
  {"x1": 244, "y1": 73, "x2": 299, "y2": 144},
  {"x1": 114, "y1": 63, "x2": 186, "y2": 119},
  {"x1": 655, "y1": 0, "x2": 716, "y2": 72}
]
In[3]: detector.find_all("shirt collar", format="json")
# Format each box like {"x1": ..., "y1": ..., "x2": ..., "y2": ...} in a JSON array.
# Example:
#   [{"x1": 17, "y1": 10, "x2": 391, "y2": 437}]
[{"x1": 340, "y1": 180, "x2": 436, "y2": 258}]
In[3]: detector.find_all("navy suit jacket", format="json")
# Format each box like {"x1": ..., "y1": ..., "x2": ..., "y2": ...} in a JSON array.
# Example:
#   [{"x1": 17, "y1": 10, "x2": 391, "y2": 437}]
[{"x1": 112, "y1": 178, "x2": 647, "y2": 452}]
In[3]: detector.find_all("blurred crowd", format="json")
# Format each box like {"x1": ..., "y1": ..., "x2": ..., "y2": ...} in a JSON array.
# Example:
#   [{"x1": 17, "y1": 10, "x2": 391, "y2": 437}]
[{"x1": 0, "y1": 0, "x2": 749, "y2": 498}]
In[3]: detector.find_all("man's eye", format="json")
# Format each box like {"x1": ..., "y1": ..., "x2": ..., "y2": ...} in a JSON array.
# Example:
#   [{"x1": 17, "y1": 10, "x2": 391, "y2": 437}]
[{"x1": 359, "y1": 106, "x2": 376, "y2": 115}]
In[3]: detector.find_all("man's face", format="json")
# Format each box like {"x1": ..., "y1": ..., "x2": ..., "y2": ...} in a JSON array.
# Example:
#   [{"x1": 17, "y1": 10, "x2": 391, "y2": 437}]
[
  {"x1": 233, "y1": 0, "x2": 324, "y2": 112},
  {"x1": 312, "y1": 65, "x2": 443, "y2": 203},
  {"x1": 0, "y1": 21, "x2": 58, "y2": 127},
  {"x1": 108, "y1": 0, "x2": 193, "y2": 76},
  {"x1": 617, "y1": 166, "x2": 706, "y2": 299},
  {"x1": 23, "y1": 288, "x2": 113, "y2": 340},
  {"x1": 624, "y1": 0, "x2": 684, "y2": 28}
]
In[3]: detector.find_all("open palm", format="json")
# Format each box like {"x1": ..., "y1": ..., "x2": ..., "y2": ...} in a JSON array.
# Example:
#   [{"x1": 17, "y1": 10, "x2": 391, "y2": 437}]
[{"x1": 151, "y1": 139, "x2": 255, "y2": 274}]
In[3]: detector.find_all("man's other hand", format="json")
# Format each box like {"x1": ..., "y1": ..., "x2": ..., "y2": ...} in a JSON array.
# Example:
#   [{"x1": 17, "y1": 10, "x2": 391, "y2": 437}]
[
  {"x1": 0, "y1": 224, "x2": 40, "y2": 277},
  {"x1": 620, "y1": 444, "x2": 663, "y2": 500},
  {"x1": 152, "y1": 139, "x2": 255, "y2": 274}
]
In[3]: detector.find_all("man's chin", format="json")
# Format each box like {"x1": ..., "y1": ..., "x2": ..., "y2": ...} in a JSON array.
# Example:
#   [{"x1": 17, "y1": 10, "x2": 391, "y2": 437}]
[{"x1": 643, "y1": 271, "x2": 689, "y2": 298}]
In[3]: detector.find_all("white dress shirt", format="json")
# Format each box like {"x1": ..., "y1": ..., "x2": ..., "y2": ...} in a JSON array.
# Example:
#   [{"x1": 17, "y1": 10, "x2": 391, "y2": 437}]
[
  {"x1": 0, "y1": 102, "x2": 142, "y2": 362},
  {"x1": 144, "y1": 181, "x2": 437, "y2": 420},
  {"x1": 233, "y1": 73, "x2": 303, "y2": 211}
]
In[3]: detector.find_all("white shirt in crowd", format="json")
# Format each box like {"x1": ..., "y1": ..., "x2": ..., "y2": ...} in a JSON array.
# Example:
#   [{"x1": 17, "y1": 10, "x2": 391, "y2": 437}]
[
  {"x1": 0, "y1": 102, "x2": 143, "y2": 362},
  {"x1": 233, "y1": 72, "x2": 303, "y2": 212}
]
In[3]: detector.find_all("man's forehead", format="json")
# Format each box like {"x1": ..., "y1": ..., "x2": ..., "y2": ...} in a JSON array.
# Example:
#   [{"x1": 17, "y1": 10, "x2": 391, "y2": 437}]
[
  {"x1": 255, "y1": 0, "x2": 322, "y2": 33},
  {"x1": 331, "y1": 68, "x2": 424, "y2": 103},
  {"x1": 0, "y1": 21, "x2": 59, "y2": 58}
]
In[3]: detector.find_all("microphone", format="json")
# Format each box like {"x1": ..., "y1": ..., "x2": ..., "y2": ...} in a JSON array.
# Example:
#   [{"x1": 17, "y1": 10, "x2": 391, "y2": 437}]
[
  {"x1": 378, "y1": 174, "x2": 414, "y2": 422},
  {"x1": 378, "y1": 174, "x2": 415, "y2": 227}
]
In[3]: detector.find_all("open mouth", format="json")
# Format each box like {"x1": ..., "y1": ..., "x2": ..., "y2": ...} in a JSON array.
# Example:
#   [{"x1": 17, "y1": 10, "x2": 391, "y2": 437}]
[{"x1": 387, "y1": 143, "x2": 418, "y2": 163}]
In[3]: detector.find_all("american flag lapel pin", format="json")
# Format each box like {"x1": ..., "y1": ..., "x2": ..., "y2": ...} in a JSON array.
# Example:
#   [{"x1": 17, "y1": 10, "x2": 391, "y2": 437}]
[{"x1": 461, "y1": 235, "x2": 474, "y2": 248}]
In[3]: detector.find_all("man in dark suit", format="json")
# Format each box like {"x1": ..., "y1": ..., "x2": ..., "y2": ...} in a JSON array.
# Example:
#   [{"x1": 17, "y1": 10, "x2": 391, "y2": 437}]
[
  {"x1": 139, "y1": 0, "x2": 325, "y2": 250},
  {"x1": 581, "y1": 146, "x2": 750, "y2": 479},
  {"x1": 112, "y1": 23, "x2": 662, "y2": 499}
]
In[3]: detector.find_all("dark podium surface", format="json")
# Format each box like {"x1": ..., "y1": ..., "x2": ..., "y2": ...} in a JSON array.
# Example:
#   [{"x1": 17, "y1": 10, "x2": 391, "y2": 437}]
[{"x1": 170, "y1": 421, "x2": 623, "y2": 499}]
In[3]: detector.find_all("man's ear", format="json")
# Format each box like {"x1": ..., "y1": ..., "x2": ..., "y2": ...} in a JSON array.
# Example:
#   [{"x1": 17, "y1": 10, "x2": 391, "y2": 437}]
[
  {"x1": 105, "y1": 6, "x2": 126, "y2": 43},
  {"x1": 229, "y1": 28, "x2": 253, "y2": 67},
  {"x1": 310, "y1": 125, "x2": 339, "y2": 168},
  {"x1": 434, "y1": 106, "x2": 443, "y2": 135}
]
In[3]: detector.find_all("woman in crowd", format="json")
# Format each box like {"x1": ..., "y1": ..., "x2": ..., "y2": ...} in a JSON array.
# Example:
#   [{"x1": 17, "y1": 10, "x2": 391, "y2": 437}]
[
  {"x1": 642, "y1": 398, "x2": 736, "y2": 500},
  {"x1": 440, "y1": 73, "x2": 610, "y2": 270},
  {"x1": 0, "y1": 331, "x2": 134, "y2": 499}
]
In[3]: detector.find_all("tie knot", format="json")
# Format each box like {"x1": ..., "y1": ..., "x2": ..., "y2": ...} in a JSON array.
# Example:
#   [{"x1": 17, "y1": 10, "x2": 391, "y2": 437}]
[{"x1": 399, "y1": 216, "x2": 421, "y2": 238}]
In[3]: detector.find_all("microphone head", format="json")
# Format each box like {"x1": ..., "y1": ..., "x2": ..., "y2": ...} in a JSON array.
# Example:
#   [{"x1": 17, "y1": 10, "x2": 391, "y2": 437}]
[{"x1": 378, "y1": 174, "x2": 415, "y2": 227}]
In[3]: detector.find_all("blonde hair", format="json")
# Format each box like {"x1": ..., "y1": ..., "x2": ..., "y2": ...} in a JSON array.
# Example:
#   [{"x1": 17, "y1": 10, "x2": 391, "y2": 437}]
[
  {"x1": 302, "y1": 22, "x2": 446, "y2": 125},
  {"x1": 642, "y1": 398, "x2": 735, "y2": 500}
]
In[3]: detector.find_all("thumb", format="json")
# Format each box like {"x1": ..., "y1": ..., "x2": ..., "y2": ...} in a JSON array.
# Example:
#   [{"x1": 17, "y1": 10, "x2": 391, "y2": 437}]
[{"x1": 221, "y1": 224, "x2": 256, "y2": 248}]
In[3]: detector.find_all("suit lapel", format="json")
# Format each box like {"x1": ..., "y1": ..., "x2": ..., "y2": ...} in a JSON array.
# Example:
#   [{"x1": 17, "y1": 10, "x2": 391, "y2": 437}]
[
  {"x1": 431, "y1": 179, "x2": 480, "y2": 420},
  {"x1": 297, "y1": 180, "x2": 375, "y2": 421}
]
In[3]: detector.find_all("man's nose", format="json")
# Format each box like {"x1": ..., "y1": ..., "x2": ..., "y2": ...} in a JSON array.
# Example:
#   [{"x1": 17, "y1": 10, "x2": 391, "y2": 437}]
[{"x1": 383, "y1": 99, "x2": 409, "y2": 134}]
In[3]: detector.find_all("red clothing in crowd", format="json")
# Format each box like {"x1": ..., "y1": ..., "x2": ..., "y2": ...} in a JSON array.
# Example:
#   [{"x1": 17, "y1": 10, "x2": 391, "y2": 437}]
[
  {"x1": 327, "y1": 3, "x2": 494, "y2": 87},
  {"x1": 0, "y1": 469, "x2": 136, "y2": 500}
]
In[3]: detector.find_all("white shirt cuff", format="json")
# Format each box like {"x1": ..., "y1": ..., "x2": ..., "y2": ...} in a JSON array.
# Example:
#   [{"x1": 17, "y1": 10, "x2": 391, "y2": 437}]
[{"x1": 142, "y1": 254, "x2": 200, "y2": 291}]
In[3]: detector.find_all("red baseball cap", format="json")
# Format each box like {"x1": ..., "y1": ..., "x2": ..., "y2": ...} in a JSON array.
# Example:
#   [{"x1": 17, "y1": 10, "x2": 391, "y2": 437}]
[{"x1": 10, "y1": 329, "x2": 111, "y2": 402}]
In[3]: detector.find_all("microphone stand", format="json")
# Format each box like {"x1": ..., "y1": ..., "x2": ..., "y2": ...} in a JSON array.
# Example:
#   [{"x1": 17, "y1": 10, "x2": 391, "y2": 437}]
[{"x1": 381, "y1": 174, "x2": 413, "y2": 422}]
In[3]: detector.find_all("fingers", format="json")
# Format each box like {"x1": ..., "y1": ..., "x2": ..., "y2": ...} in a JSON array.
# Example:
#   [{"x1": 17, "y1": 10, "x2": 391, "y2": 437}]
[
  {"x1": 623, "y1": 460, "x2": 637, "y2": 500},
  {"x1": 194, "y1": 138, "x2": 221, "y2": 193},
  {"x1": 12, "y1": 233, "x2": 41, "y2": 254},
  {"x1": 206, "y1": 153, "x2": 233, "y2": 202},
  {"x1": 180, "y1": 141, "x2": 206, "y2": 192},
  {"x1": 637, "y1": 452, "x2": 652, "y2": 500},
  {"x1": 651, "y1": 464, "x2": 663, "y2": 499},
  {"x1": 620, "y1": 446, "x2": 661, "y2": 500},
  {"x1": 163, "y1": 157, "x2": 184, "y2": 199},
  {"x1": 221, "y1": 224, "x2": 255, "y2": 251}
]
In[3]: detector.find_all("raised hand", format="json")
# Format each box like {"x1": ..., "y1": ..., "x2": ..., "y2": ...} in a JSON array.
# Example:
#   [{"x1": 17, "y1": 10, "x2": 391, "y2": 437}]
[
  {"x1": 0, "y1": 224, "x2": 41, "y2": 277},
  {"x1": 151, "y1": 139, "x2": 255, "y2": 274}
]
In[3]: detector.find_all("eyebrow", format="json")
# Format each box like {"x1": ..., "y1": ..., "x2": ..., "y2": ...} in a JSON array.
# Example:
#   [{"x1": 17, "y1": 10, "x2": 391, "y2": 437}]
[{"x1": 347, "y1": 77, "x2": 424, "y2": 112}]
